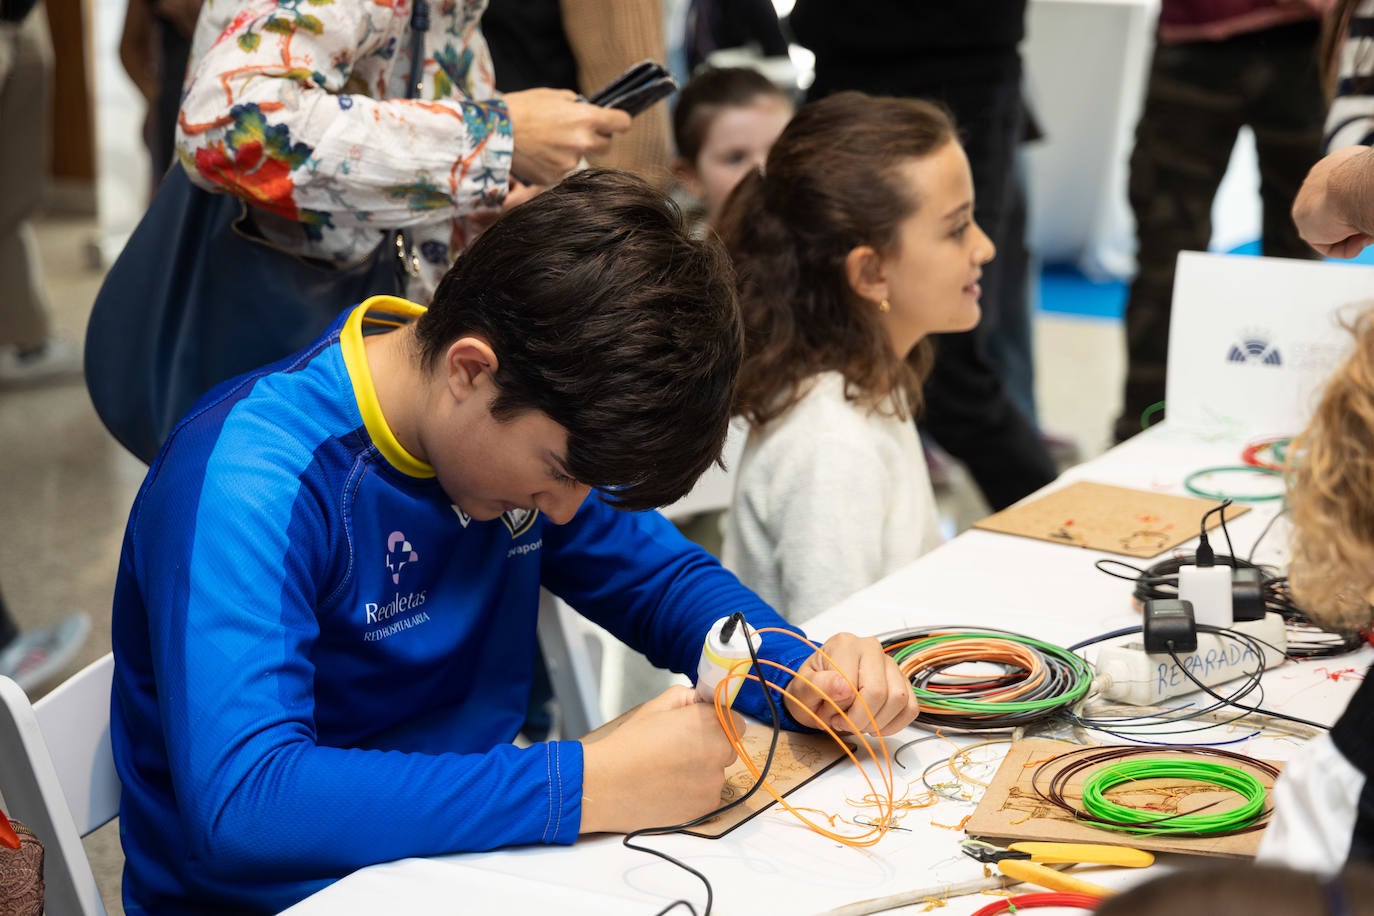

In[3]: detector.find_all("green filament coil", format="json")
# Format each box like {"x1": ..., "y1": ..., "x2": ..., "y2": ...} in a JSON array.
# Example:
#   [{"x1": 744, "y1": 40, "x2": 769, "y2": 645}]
[{"x1": 1079, "y1": 758, "x2": 1266, "y2": 835}]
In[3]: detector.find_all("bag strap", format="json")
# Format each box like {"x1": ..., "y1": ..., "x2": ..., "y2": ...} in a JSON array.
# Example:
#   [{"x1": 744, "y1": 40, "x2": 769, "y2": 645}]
[
  {"x1": 407, "y1": 0, "x2": 430, "y2": 99},
  {"x1": 393, "y1": 0, "x2": 431, "y2": 284}
]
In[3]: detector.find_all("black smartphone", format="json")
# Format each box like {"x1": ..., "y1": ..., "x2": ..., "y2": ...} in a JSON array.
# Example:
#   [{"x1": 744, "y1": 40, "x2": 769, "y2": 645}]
[{"x1": 586, "y1": 60, "x2": 678, "y2": 117}]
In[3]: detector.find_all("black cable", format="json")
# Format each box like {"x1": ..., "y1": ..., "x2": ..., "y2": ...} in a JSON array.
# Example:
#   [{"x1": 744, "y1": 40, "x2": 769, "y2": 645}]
[
  {"x1": 1262, "y1": 576, "x2": 1366, "y2": 658},
  {"x1": 1078, "y1": 622, "x2": 1300, "y2": 729},
  {"x1": 1106, "y1": 554, "x2": 1268, "y2": 605},
  {"x1": 1247, "y1": 507, "x2": 1288, "y2": 565},
  {"x1": 1066, "y1": 623, "x2": 1313, "y2": 747},
  {"x1": 1095, "y1": 501, "x2": 1362, "y2": 659},
  {"x1": 1068, "y1": 627, "x2": 1149, "y2": 653},
  {"x1": 1195, "y1": 501, "x2": 1231, "y2": 567},
  {"x1": 1094, "y1": 553, "x2": 1362, "y2": 660},
  {"x1": 1217, "y1": 501, "x2": 1237, "y2": 568},
  {"x1": 621, "y1": 611, "x2": 784, "y2": 916},
  {"x1": 1066, "y1": 625, "x2": 1286, "y2": 740},
  {"x1": 1167, "y1": 627, "x2": 1329, "y2": 731}
]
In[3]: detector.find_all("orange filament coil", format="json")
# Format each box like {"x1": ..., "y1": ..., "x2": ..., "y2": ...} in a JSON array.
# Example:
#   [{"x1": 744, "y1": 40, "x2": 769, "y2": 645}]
[
  {"x1": 711, "y1": 627, "x2": 901, "y2": 847},
  {"x1": 883, "y1": 629, "x2": 1094, "y2": 730}
]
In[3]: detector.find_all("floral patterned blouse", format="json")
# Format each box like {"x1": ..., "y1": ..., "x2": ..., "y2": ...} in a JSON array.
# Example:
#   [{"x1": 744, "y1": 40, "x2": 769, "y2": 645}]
[{"x1": 178, "y1": 0, "x2": 512, "y2": 301}]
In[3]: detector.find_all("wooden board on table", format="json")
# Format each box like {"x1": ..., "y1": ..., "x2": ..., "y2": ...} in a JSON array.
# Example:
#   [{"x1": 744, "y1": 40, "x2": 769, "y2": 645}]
[
  {"x1": 963, "y1": 738, "x2": 1280, "y2": 859},
  {"x1": 583, "y1": 710, "x2": 851, "y2": 839},
  {"x1": 971, "y1": 481, "x2": 1249, "y2": 558}
]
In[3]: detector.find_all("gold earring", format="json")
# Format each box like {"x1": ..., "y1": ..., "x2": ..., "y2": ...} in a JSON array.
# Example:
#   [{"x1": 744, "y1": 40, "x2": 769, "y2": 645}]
[{"x1": 878, "y1": 299, "x2": 891, "y2": 313}]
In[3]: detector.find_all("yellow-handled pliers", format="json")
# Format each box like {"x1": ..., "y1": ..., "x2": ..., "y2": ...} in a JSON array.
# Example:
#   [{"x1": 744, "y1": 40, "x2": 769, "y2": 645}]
[{"x1": 961, "y1": 840, "x2": 1155, "y2": 897}]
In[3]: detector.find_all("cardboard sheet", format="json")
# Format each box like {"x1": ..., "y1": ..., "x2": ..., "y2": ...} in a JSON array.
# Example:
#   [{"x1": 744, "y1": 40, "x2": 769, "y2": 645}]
[
  {"x1": 972, "y1": 481, "x2": 1250, "y2": 558},
  {"x1": 963, "y1": 738, "x2": 1280, "y2": 859},
  {"x1": 684, "y1": 721, "x2": 853, "y2": 838}
]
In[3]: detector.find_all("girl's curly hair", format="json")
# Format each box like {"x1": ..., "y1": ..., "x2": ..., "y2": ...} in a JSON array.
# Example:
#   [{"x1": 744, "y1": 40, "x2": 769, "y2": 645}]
[{"x1": 1288, "y1": 307, "x2": 1374, "y2": 630}]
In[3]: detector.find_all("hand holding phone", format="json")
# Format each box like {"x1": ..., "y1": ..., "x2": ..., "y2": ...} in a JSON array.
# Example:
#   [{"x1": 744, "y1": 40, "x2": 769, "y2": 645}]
[
  {"x1": 585, "y1": 60, "x2": 678, "y2": 117},
  {"x1": 504, "y1": 88, "x2": 632, "y2": 185}
]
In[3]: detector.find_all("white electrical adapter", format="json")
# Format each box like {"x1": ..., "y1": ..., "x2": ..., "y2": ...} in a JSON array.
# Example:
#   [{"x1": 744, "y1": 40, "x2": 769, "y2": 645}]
[
  {"x1": 1096, "y1": 612, "x2": 1288, "y2": 706},
  {"x1": 1178, "y1": 563, "x2": 1233, "y2": 628}
]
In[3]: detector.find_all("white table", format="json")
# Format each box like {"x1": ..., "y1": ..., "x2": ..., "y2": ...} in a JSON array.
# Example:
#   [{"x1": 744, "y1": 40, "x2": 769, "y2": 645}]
[{"x1": 284, "y1": 423, "x2": 1366, "y2": 915}]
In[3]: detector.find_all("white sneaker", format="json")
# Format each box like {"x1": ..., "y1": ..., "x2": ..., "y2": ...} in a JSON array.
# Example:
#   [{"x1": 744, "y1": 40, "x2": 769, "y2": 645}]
[
  {"x1": 0, "y1": 612, "x2": 91, "y2": 693},
  {"x1": 0, "y1": 338, "x2": 83, "y2": 387}
]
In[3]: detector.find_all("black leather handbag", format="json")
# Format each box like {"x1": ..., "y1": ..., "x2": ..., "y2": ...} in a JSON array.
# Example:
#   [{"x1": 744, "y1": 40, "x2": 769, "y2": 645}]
[{"x1": 84, "y1": 2, "x2": 428, "y2": 464}]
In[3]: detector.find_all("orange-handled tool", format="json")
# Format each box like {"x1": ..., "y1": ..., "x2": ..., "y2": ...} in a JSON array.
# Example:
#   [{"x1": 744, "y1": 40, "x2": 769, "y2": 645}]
[
  {"x1": 999, "y1": 841, "x2": 1154, "y2": 868},
  {"x1": 996, "y1": 858, "x2": 1115, "y2": 896}
]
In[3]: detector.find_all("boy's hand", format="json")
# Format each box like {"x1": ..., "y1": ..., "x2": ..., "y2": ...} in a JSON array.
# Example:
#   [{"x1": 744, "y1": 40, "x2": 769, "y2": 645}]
[
  {"x1": 783, "y1": 633, "x2": 919, "y2": 736},
  {"x1": 579, "y1": 686, "x2": 740, "y2": 835}
]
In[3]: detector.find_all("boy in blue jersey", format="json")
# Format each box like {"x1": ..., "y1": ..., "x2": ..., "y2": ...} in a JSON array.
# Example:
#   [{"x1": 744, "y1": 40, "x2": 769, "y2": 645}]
[{"x1": 109, "y1": 169, "x2": 921, "y2": 914}]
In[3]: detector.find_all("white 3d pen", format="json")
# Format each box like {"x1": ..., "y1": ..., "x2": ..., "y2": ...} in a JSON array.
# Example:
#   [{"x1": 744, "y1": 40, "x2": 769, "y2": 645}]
[{"x1": 695, "y1": 614, "x2": 761, "y2": 708}]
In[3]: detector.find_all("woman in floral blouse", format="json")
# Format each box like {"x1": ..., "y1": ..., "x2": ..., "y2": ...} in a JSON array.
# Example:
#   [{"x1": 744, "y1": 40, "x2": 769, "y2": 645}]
[{"x1": 176, "y1": 0, "x2": 631, "y2": 301}]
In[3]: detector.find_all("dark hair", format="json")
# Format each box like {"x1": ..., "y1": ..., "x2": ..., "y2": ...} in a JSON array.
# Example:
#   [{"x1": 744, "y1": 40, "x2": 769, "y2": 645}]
[
  {"x1": 716, "y1": 91, "x2": 956, "y2": 427},
  {"x1": 415, "y1": 169, "x2": 741, "y2": 511},
  {"x1": 672, "y1": 66, "x2": 791, "y2": 162},
  {"x1": 1095, "y1": 862, "x2": 1374, "y2": 916}
]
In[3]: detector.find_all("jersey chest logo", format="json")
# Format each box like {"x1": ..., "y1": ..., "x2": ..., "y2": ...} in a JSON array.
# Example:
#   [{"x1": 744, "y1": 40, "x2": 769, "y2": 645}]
[
  {"x1": 385, "y1": 531, "x2": 419, "y2": 584},
  {"x1": 501, "y1": 508, "x2": 538, "y2": 538},
  {"x1": 447, "y1": 506, "x2": 538, "y2": 538}
]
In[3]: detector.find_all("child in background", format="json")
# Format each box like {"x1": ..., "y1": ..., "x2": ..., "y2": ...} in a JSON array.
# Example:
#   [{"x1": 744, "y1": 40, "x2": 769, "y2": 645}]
[
  {"x1": 719, "y1": 92, "x2": 994, "y2": 622},
  {"x1": 1254, "y1": 308, "x2": 1374, "y2": 874},
  {"x1": 671, "y1": 66, "x2": 794, "y2": 227}
]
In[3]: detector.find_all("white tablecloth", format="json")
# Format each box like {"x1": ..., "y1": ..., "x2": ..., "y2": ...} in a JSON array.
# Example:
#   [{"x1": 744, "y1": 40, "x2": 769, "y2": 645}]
[{"x1": 283, "y1": 423, "x2": 1366, "y2": 915}]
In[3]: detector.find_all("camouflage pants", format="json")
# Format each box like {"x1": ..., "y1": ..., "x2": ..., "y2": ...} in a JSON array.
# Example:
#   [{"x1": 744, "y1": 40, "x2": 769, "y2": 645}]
[{"x1": 1114, "y1": 20, "x2": 1325, "y2": 443}]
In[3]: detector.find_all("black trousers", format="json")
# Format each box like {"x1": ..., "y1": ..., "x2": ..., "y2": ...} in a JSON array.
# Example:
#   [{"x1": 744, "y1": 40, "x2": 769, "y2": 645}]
[
  {"x1": 809, "y1": 66, "x2": 1057, "y2": 511},
  {"x1": 1114, "y1": 21, "x2": 1325, "y2": 443}
]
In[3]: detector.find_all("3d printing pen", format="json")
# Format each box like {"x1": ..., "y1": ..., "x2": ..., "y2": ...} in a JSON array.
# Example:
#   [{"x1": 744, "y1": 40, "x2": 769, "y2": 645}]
[{"x1": 695, "y1": 614, "x2": 761, "y2": 708}]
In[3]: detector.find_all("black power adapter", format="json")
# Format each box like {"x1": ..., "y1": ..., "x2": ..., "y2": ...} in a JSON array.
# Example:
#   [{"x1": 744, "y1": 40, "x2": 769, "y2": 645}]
[
  {"x1": 1143, "y1": 598, "x2": 1198, "y2": 653},
  {"x1": 1231, "y1": 567, "x2": 1265, "y2": 621}
]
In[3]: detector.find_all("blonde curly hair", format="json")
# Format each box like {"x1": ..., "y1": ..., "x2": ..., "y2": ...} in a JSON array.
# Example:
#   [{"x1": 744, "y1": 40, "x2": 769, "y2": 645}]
[{"x1": 1288, "y1": 308, "x2": 1374, "y2": 631}]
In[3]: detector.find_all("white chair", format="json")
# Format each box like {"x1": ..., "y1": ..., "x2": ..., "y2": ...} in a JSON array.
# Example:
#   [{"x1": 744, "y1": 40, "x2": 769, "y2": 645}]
[
  {"x1": 538, "y1": 422, "x2": 745, "y2": 737},
  {"x1": 0, "y1": 653, "x2": 118, "y2": 916}
]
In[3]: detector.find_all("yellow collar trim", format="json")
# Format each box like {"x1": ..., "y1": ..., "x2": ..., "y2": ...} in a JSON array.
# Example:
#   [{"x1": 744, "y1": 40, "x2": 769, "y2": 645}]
[{"x1": 341, "y1": 295, "x2": 435, "y2": 479}]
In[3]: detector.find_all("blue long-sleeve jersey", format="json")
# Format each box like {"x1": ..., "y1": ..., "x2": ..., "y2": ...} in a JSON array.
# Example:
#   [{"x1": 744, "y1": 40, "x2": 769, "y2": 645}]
[{"x1": 111, "y1": 298, "x2": 814, "y2": 914}]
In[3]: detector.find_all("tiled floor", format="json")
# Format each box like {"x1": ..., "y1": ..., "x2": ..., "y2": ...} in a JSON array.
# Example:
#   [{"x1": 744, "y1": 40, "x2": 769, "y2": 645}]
[{"x1": 3, "y1": 204, "x2": 1124, "y2": 913}]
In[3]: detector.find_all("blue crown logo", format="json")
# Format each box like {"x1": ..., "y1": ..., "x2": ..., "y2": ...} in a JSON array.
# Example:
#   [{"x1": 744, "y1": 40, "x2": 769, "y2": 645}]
[{"x1": 1226, "y1": 337, "x2": 1281, "y2": 366}]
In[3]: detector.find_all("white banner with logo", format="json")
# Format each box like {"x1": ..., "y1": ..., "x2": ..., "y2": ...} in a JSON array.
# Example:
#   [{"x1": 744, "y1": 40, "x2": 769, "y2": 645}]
[{"x1": 1164, "y1": 251, "x2": 1374, "y2": 438}]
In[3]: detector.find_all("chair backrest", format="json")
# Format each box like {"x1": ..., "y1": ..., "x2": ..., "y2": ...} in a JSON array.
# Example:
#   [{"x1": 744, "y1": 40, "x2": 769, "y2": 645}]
[
  {"x1": 659, "y1": 417, "x2": 746, "y2": 522},
  {"x1": 0, "y1": 653, "x2": 117, "y2": 916}
]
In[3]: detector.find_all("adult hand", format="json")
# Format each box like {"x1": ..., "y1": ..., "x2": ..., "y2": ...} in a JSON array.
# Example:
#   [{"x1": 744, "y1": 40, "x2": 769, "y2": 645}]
[
  {"x1": 579, "y1": 685, "x2": 739, "y2": 834},
  {"x1": 1293, "y1": 145, "x2": 1374, "y2": 258},
  {"x1": 504, "y1": 88, "x2": 632, "y2": 186},
  {"x1": 503, "y1": 178, "x2": 545, "y2": 211},
  {"x1": 783, "y1": 633, "x2": 920, "y2": 736}
]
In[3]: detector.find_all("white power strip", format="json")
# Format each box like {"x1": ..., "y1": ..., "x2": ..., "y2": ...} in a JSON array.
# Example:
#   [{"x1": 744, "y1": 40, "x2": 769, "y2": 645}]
[{"x1": 1094, "y1": 613, "x2": 1288, "y2": 706}]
